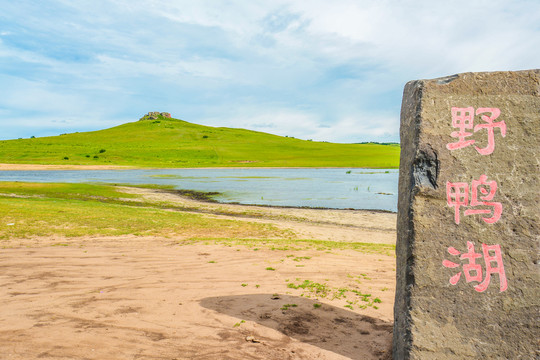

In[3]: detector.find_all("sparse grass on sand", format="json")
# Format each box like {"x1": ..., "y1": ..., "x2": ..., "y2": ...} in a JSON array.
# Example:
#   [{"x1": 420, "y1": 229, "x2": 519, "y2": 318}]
[
  {"x1": 0, "y1": 181, "x2": 394, "y2": 256},
  {"x1": 0, "y1": 181, "x2": 396, "y2": 359},
  {"x1": 0, "y1": 182, "x2": 287, "y2": 240}
]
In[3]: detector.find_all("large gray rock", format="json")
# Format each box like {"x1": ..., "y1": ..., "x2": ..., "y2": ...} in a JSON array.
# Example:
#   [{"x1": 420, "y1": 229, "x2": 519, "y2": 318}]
[
  {"x1": 394, "y1": 70, "x2": 539, "y2": 359},
  {"x1": 139, "y1": 112, "x2": 172, "y2": 121}
]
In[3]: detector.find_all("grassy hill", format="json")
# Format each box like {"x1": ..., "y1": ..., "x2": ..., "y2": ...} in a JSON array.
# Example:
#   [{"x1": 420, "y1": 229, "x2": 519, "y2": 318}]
[{"x1": 0, "y1": 116, "x2": 399, "y2": 168}]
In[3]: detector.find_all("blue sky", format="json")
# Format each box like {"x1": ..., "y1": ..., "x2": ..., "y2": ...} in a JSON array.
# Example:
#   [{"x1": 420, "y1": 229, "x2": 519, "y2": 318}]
[{"x1": 1, "y1": 0, "x2": 539, "y2": 142}]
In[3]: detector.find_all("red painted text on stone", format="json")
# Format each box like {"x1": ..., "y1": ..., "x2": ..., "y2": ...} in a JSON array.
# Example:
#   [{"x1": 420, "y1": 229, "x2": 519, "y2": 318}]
[
  {"x1": 446, "y1": 175, "x2": 502, "y2": 224},
  {"x1": 446, "y1": 107, "x2": 506, "y2": 155},
  {"x1": 443, "y1": 241, "x2": 507, "y2": 292}
]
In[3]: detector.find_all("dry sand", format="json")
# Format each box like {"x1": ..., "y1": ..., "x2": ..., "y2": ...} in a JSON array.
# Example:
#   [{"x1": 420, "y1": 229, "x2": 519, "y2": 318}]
[{"x1": 0, "y1": 187, "x2": 397, "y2": 360}]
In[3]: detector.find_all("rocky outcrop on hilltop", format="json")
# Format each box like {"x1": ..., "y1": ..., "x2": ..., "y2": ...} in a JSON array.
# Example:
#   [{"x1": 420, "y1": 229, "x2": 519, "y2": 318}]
[{"x1": 139, "y1": 112, "x2": 172, "y2": 120}]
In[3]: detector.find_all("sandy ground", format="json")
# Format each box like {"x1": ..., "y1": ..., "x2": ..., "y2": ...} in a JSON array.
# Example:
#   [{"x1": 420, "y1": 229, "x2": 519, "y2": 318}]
[
  {"x1": 0, "y1": 188, "x2": 397, "y2": 360},
  {"x1": 120, "y1": 186, "x2": 397, "y2": 245}
]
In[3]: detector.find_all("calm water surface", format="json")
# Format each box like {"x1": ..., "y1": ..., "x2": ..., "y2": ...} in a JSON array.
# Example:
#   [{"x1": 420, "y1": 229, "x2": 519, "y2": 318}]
[{"x1": 0, "y1": 168, "x2": 398, "y2": 212}]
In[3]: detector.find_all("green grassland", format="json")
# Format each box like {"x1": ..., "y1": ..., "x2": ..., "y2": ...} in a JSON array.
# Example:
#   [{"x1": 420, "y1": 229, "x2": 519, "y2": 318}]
[
  {"x1": 0, "y1": 116, "x2": 399, "y2": 168},
  {"x1": 0, "y1": 182, "x2": 394, "y2": 255},
  {"x1": 0, "y1": 182, "x2": 286, "y2": 240}
]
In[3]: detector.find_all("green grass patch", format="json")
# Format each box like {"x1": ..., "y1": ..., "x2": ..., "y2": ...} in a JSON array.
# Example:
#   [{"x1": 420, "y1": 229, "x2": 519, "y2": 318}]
[
  {"x1": 233, "y1": 320, "x2": 245, "y2": 327},
  {"x1": 287, "y1": 280, "x2": 331, "y2": 297},
  {"x1": 119, "y1": 183, "x2": 177, "y2": 190},
  {"x1": 0, "y1": 117, "x2": 399, "y2": 168},
  {"x1": 292, "y1": 256, "x2": 311, "y2": 262},
  {"x1": 0, "y1": 182, "x2": 286, "y2": 240},
  {"x1": 188, "y1": 237, "x2": 394, "y2": 255},
  {"x1": 281, "y1": 304, "x2": 298, "y2": 311},
  {"x1": 287, "y1": 279, "x2": 383, "y2": 309},
  {"x1": 0, "y1": 181, "x2": 138, "y2": 201}
]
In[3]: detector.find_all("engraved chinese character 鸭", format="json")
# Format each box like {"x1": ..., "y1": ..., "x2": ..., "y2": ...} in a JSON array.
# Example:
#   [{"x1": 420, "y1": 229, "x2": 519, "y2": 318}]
[{"x1": 446, "y1": 175, "x2": 502, "y2": 224}]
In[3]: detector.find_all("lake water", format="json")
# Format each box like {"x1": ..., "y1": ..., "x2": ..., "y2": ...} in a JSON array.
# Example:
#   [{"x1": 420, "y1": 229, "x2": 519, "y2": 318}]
[{"x1": 0, "y1": 168, "x2": 399, "y2": 212}]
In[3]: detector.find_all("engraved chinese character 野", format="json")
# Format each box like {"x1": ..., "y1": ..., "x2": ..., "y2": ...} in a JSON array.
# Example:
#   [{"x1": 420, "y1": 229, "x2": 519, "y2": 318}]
[
  {"x1": 443, "y1": 241, "x2": 508, "y2": 292},
  {"x1": 446, "y1": 174, "x2": 502, "y2": 224},
  {"x1": 446, "y1": 107, "x2": 506, "y2": 155}
]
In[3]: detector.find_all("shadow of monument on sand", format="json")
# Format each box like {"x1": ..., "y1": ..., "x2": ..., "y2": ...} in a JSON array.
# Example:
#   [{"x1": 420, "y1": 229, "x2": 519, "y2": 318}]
[{"x1": 200, "y1": 293, "x2": 392, "y2": 360}]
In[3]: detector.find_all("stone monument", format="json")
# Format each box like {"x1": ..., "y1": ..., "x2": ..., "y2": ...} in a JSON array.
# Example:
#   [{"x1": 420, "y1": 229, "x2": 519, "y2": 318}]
[{"x1": 394, "y1": 70, "x2": 539, "y2": 359}]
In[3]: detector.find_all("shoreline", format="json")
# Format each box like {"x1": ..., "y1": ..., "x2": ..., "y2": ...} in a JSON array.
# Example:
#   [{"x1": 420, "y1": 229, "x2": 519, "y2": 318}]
[
  {"x1": 156, "y1": 188, "x2": 397, "y2": 214},
  {"x1": 0, "y1": 167, "x2": 398, "y2": 213},
  {"x1": 121, "y1": 186, "x2": 398, "y2": 245}
]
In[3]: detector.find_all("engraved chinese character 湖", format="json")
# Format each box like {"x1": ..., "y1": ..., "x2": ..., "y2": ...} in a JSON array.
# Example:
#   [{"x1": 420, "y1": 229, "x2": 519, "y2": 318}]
[{"x1": 443, "y1": 241, "x2": 507, "y2": 292}]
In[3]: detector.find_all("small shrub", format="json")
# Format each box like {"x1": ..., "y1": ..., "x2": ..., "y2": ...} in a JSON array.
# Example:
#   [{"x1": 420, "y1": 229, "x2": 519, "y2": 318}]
[
  {"x1": 99, "y1": 149, "x2": 106, "y2": 153},
  {"x1": 202, "y1": 135, "x2": 208, "y2": 139},
  {"x1": 85, "y1": 155, "x2": 90, "y2": 158},
  {"x1": 93, "y1": 155, "x2": 99, "y2": 159},
  {"x1": 63, "y1": 156, "x2": 69, "y2": 160},
  {"x1": 265, "y1": 267, "x2": 276, "y2": 271},
  {"x1": 30, "y1": 136, "x2": 35, "y2": 139},
  {"x1": 233, "y1": 320, "x2": 245, "y2": 327}
]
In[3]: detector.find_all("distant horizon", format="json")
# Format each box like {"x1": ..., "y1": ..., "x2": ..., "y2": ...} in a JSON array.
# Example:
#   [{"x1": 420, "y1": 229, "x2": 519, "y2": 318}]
[{"x1": 1, "y1": 1, "x2": 538, "y2": 142}]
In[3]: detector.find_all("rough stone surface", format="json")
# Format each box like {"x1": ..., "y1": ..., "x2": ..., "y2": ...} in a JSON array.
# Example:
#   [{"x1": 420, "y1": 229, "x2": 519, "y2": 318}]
[
  {"x1": 393, "y1": 70, "x2": 539, "y2": 359},
  {"x1": 139, "y1": 112, "x2": 172, "y2": 120}
]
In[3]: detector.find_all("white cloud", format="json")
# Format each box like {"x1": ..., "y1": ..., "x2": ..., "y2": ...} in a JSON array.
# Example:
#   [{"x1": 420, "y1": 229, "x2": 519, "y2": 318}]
[
  {"x1": 197, "y1": 105, "x2": 398, "y2": 143},
  {"x1": 278, "y1": 0, "x2": 540, "y2": 75},
  {"x1": 0, "y1": 0, "x2": 538, "y2": 141},
  {"x1": 199, "y1": 107, "x2": 318, "y2": 136},
  {"x1": 0, "y1": 76, "x2": 85, "y2": 113},
  {"x1": 311, "y1": 114, "x2": 399, "y2": 143}
]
